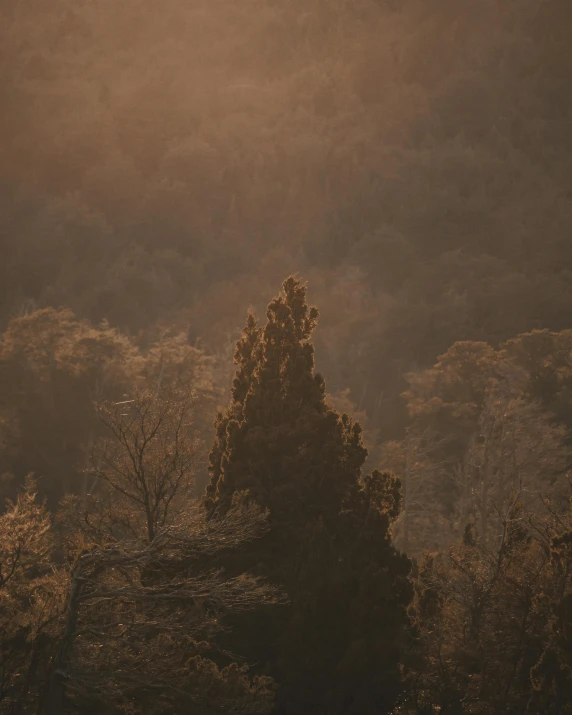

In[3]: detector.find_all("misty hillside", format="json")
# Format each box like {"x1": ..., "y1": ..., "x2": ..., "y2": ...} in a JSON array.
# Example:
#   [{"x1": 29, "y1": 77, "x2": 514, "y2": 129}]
[
  {"x1": 2, "y1": 0, "x2": 572, "y2": 434},
  {"x1": 2, "y1": 2, "x2": 572, "y2": 713}
]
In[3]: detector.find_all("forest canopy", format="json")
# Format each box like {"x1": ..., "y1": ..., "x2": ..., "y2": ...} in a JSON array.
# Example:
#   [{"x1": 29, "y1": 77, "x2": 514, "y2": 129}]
[
  {"x1": 2, "y1": 0, "x2": 572, "y2": 712},
  {"x1": 2, "y1": 0, "x2": 572, "y2": 443}
]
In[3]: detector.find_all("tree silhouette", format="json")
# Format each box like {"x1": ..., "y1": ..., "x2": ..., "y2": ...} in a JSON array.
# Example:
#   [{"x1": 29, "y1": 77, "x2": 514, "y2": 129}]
[{"x1": 205, "y1": 277, "x2": 412, "y2": 714}]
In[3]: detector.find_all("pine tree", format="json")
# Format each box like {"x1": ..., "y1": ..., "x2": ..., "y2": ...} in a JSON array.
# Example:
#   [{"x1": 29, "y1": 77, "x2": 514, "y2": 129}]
[
  {"x1": 204, "y1": 277, "x2": 412, "y2": 714},
  {"x1": 205, "y1": 277, "x2": 365, "y2": 530}
]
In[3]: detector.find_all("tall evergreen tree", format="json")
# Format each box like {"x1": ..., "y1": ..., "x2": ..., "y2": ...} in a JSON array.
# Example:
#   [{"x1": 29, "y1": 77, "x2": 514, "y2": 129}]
[{"x1": 204, "y1": 277, "x2": 412, "y2": 714}]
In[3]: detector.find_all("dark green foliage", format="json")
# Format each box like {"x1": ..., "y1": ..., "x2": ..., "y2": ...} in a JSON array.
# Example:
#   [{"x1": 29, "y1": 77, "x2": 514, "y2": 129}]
[
  {"x1": 205, "y1": 277, "x2": 412, "y2": 714},
  {"x1": 206, "y1": 277, "x2": 364, "y2": 530}
]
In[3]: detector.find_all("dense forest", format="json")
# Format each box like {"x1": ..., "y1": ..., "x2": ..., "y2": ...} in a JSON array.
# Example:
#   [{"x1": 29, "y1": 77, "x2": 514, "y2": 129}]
[{"x1": 1, "y1": 0, "x2": 572, "y2": 712}]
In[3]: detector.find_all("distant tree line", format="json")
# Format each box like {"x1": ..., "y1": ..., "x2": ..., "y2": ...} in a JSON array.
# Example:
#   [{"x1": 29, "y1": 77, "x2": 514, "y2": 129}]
[{"x1": 2, "y1": 0, "x2": 572, "y2": 445}]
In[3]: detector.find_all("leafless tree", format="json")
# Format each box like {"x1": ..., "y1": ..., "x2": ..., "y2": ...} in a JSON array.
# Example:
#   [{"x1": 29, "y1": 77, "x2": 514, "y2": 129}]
[
  {"x1": 380, "y1": 427, "x2": 450, "y2": 553},
  {"x1": 50, "y1": 389, "x2": 284, "y2": 714},
  {"x1": 82, "y1": 388, "x2": 201, "y2": 543},
  {"x1": 407, "y1": 494, "x2": 555, "y2": 714},
  {"x1": 455, "y1": 395, "x2": 569, "y2": 541},
  {"x1": 45, "y1": 505, "x2": 284, "y2": 715}
]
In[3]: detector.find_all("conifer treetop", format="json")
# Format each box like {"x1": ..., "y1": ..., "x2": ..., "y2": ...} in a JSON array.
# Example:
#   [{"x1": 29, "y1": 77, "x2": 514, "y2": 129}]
[{"x1": 204, "y1": 276, "x2": 368, "y2": 522}]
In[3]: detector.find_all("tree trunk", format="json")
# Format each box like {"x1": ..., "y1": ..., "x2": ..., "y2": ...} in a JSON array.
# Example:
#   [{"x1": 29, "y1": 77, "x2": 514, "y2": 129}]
[
  {"x1": 403, "y1": 437, "x2": 411, "y2": 552},
  {"x1": 43, "y1": 561, "x2": 83, "y2": 715}
]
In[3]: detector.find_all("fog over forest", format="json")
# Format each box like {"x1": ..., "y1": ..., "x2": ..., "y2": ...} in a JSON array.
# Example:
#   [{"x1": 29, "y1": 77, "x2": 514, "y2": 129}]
[{"x1": 1, "y1": 0, "x2": 572, "y2": 713}]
